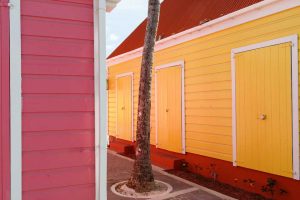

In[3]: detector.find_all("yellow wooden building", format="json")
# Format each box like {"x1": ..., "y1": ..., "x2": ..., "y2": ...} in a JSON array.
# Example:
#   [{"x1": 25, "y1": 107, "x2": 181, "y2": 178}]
[{"x1": 107, "y1": 0, "x2": 300, "y2": 198}]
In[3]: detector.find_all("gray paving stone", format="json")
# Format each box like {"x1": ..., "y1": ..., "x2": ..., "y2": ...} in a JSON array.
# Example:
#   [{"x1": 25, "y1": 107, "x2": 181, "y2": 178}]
[
  {"x1": 107, "y1": 151, "x2": 223, "y2": 200},
  {"x1": 166, "y1": 190, "x2": 222, "y2": 200}
]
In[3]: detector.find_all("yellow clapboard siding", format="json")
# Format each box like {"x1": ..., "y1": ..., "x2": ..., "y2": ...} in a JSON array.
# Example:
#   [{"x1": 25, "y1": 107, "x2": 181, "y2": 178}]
[
  {"x1": 186, "y1": 131, "x2": 232, "y2": 145},
  {"x1": 186, "y1": 99, "x2": 232, "y2": 109},
  {"x1": 186, "y1": 147, "x2": 232, "y2": 161},
  {"x1": 185, "y1": 64, "x2": 230, "y2": 77},
  {"x1": 186, "y1": 108, "x2": 231, "y2": 117},
  {"x1": 186, "y1": 116, "x2": 231, "y2": 126},
  {"x1": 186, "y1": 124, "x2": 231, "y2": 136},
  {"x1": 108, "y1": 6, "x2": 300, "y2": 163},
  {"x1": 185, "y1": 71, "x2": 231, "y2": 85},
  {"x1": 186, "y1": 81, "x2": 231, "y2": 93},
  {"x1": 155, "y1": 12, "x2": 300, "y2": 62},
  {"x1": 186, "y1": 90, "x2": 231, "y2": 100},
  {"x1": 186, "y1": 139, "x2": 232, "y2": 155}
]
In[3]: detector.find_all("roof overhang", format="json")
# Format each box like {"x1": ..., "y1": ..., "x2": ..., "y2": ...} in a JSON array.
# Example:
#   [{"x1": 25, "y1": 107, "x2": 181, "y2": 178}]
[
  {"x1": 106, "y1": 0, "x2": 121, "y2": 12},
  {"x1": 107, "y1": 0, "x2": 300, "y2": 66}
]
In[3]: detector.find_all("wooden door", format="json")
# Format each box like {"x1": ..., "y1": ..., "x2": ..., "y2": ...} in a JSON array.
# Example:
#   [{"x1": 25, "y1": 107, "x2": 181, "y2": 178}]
[
  {"x1": 235, "y1": 43, "x2": 293, "y2": 177},
  {"x1": 156, "y1": 66, "x2": 182, "y2": 153},
  {"x1": 116, "y1": 76, "x2": 132, "y2": 141}
]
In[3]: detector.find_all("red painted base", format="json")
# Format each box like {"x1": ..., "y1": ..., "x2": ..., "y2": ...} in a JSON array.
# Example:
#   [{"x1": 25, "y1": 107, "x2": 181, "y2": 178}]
[
  {"x1": 175, "y1": 152, "x2": 300, "y2": 200},
  {"x1": 108, "y1": 137, "x2": 184, "y2": 170},
  {"x1": 108, "y1": 136, "x2": 300, "y2": 199},
  {"x1": 109, "y1": 137, "x2": 135, "y2": 155}
]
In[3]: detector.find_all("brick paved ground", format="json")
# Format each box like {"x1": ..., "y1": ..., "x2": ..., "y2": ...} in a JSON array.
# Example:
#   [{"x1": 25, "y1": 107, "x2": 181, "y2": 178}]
[
  {"x1": 166, "y1": 190, "x2": 225, "y2": 200},
  {"x1": 107, "y1": 151, "x2": 234, "y2": 200}
]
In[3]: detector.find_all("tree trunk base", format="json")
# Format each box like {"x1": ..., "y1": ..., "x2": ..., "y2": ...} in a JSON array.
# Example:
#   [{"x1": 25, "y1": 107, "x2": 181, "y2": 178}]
[
  {"x1": 127, "y1": 179, "x2": 156, "y2": 193},
  {"x1": 112, "y1": 180, "x2": 172, "y2": 198}
]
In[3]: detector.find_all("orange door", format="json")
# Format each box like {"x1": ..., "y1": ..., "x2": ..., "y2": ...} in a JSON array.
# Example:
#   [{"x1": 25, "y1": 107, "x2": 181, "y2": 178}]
[
  {"x1": 156, "y1": 66, "x2": 182, "y2": 153},
  {"x1": 116, "y1": 76, "x2": 132, "y2": 141},
  {"x1": 235, "y1": 43, "x2": 293, "y2": 177}
]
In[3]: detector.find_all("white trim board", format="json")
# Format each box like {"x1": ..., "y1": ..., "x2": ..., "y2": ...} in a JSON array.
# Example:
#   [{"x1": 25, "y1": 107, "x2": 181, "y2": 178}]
[
  {"x1": 94, "y1": 0, "x2": 107, "y2": 199},
  {"x1": 115, "y1": 72, "x2": 134, "y2": 142},
  {"x1": 107, "y1": 0, "x2": 300, "y2": 67},
  {"x1": 9, "y1": 0, "x2": 22, "y2": 199},
  {"x1": 231, "y1": 35, "x2": 299, "y2": 180},
  {"x1": 155, "y1": 61, "x2": 186, "y2": 154}
]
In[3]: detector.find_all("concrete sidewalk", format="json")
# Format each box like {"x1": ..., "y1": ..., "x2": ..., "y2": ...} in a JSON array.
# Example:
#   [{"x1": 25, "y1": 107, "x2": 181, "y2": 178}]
[{"x1": 107, "y1": 151, "x2": 235, "y2": 200}]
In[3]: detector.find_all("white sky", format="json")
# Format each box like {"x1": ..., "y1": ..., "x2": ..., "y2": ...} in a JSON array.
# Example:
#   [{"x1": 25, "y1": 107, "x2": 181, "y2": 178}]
[{"x1": 106, "y1": 0, "x2": 148, "y2": 56}]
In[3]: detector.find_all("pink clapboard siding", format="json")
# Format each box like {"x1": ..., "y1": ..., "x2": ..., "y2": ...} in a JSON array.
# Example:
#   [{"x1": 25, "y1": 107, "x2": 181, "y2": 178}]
[
  {"x1": 21, "y1": 0, "x2": 95, "y2": 199},
  {"x1": 0, "y1": 0, "x2": 10, "y2": 200}
]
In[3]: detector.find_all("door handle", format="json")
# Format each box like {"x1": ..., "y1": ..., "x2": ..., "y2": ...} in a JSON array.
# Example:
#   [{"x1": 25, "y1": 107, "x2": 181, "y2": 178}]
[
  {"x1": 122, "y1": 106, "x2": 125, "y2": 110},
  {"x1": 166, "y1": 109, "x2": 169, "y2": 113},
  {"x1": 258, "y1": 114, "x2": 267, "y2": 120}
]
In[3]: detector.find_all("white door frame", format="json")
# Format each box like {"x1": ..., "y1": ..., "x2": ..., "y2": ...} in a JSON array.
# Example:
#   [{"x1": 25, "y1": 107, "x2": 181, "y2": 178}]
[
  {"x1": 155, "y1": 60, "x2": 186, "y2": 154},
  {"x1": 231, "y1": 35, "x2": 299, "y2": 180},
  {"x1": 94, "y1": 0, "x2": 108, "y2": 199},
  {"x1": 115, "y1": 72, "x2": 134, "y2": 142},
  {"x1": 9, "y1": 0, "x2": 22, "y2": 199}
]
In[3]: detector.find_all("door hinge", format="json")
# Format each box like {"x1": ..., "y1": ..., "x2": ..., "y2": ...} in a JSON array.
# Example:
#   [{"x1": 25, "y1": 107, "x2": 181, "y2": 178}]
[
  {"x1": 294, "y1": 171, "x2": 298, "y2": 176},
  {"x1": 106, "y1": 79, "x2": 109, "y2": 90}
]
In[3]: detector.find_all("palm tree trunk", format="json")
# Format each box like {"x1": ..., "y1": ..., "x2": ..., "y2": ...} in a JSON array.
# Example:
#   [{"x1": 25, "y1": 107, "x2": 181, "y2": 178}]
[{"x1": 127, "y1": 0, "x2": 160, "y2": 192}]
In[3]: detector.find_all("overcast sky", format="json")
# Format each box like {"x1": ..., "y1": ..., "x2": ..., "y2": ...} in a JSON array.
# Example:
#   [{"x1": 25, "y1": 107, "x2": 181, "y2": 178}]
[{"x1": 106, "y1": 0, "x2": 148, "y2": 57}]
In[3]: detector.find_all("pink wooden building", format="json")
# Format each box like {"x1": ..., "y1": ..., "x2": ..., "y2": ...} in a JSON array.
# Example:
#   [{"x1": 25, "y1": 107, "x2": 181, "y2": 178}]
[{"x1": 0, "y1": 0, "x2": 121, "y2": 199}]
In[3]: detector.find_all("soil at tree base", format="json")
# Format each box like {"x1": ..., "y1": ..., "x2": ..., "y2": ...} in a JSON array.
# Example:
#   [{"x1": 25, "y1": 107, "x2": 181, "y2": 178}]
[
  {"x1": 166, "y1": 169, "x2": 271, "y2": 200},
  {"x1": 126, "y1": 180, "x2": 157, "y2": 193},
  {"x1": 116, "y1": 180, "x2": 169, "y2": 198}
]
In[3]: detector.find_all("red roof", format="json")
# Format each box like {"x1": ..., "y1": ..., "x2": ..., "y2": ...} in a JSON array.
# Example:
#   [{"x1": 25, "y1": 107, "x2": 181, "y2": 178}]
[{"x1": 108, "y1": 0, "x2": 263, "y2": 58}]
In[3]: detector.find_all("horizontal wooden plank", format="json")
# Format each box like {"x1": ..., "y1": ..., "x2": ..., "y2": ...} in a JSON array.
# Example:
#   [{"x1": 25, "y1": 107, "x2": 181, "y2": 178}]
[
  {"x1": 22, "y1": 36, "x2": 93, "y2": 58},
  {"x1": 154, "y1": 52, "x2": 230, "y2": 67},
  {"x1": 186, "y1": 124, "x2": 232, "y2": 136},
  {"x1": 23, "y1": 130, "x2": 94, "y2": 151},
  {"x1": 22, "y1": 55, "x2": 93, "y2": 76},
  {"x1": 23, "y1": 148, "x2": 94, "y2": 171},
  {"x1": 22, "y1": 0, "x2": 93, "y2": 22},
  {"x1": 185, "y1": 81, "x2": 231, "y2": 93},
  {"x1": 186, "y1": 131, "x2": 232, "y2": 145},
  {"x1": 186, "y1": 146, "x2": 232, "y2": 162},
  {"x1": 185, "y1": 63, "x2": 230, "y2": 77},
  {"x1": 185, "y1": 71, "x2": 231, "y2": 85},
  {"x1": 22, "y1": 112, "x2": 94, "y2": 132},
  {"x1": 186, "y1": 108, "x2": 231, "y2": 117},
  {"x1": 23, "y1": 166, "x2": 95, "y2": 191},
  {"x1": 109, "y1": 64, "x2": 141, "y2": 74},
  {"x1": 23, "y1": 184, "x2": 95, "y2": 200},
  {"x1": 22, "y1": 75, "x2": 94, "y2": 94},
  {"x1": 22, "y1": 16, "x2": 93, "y2": 40},
  {"x1": 186, "y1": 139, "x2": 232, "y2": 155},
  {"x1": 23, "y1": 94, "x2": 94, "y2": 112},
  {"x1": 185, "y1": 99, "x2": 231, "y2": 109},
  {"x1": 186, "y1": 116, "x2": 231, "y2": 126},
  {"x1": 186, "y1": 90, "x2": 231, "y2": 100}
]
